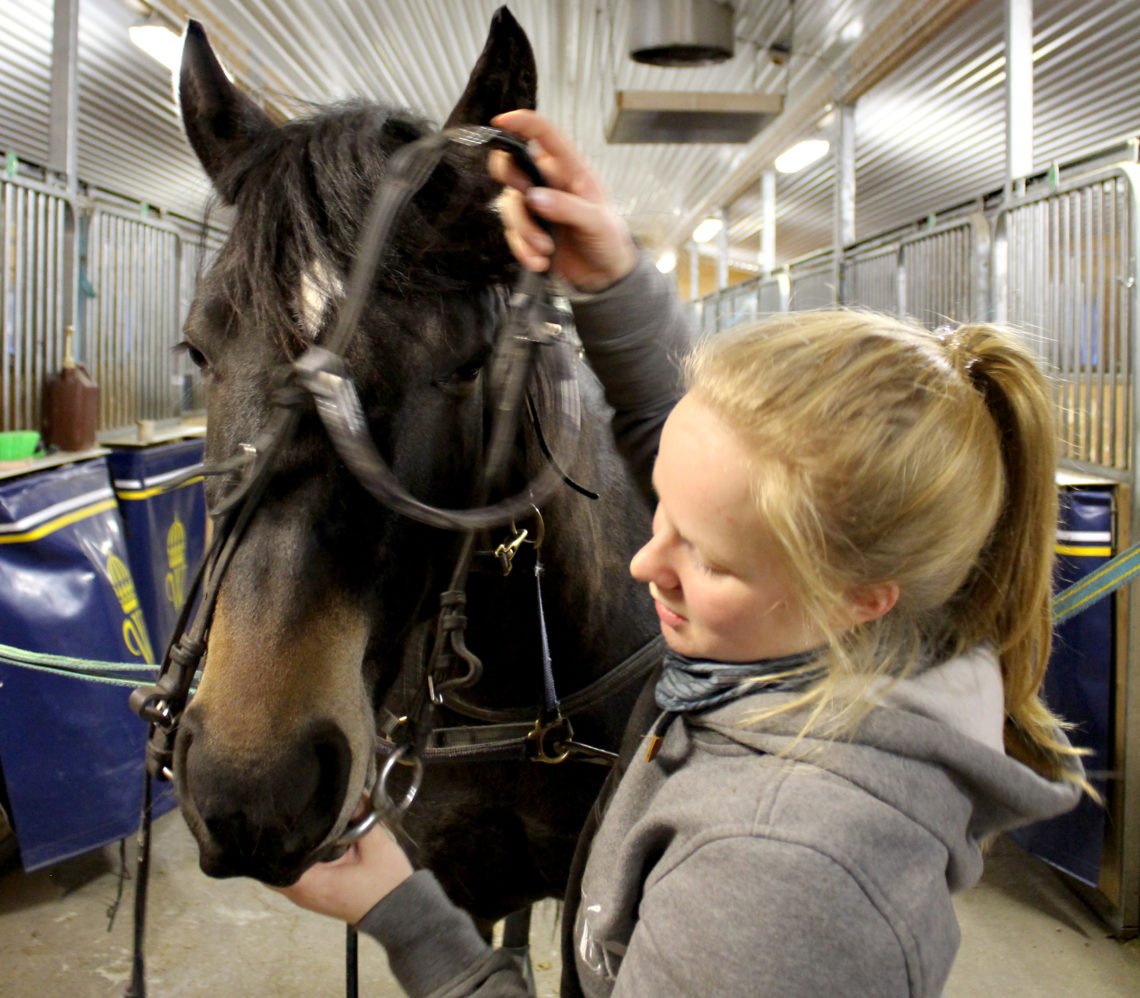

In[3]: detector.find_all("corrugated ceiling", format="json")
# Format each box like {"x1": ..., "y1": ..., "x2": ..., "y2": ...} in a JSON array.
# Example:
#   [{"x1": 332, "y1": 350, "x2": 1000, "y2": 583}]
[{"x1": 0, "y1": 0, "x2": 1138, "y2": 270}]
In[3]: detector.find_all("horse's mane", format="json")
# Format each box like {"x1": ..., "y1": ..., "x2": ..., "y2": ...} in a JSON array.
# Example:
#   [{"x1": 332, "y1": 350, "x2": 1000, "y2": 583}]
[{"x1": 206, "y1": 100, "x2": 516, "y2": 354}]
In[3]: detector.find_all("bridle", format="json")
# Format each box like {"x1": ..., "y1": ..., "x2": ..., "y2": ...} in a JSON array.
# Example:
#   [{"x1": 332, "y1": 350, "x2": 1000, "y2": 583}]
[{"x1": 124, "y1": 126, "x2": 658, "y2": 996}]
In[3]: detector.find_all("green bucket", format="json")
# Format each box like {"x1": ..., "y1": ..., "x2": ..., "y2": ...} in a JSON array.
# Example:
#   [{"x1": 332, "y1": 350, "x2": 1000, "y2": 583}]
[{"x1": 0, "y1": 430, "x2": 41, "y2": 460}]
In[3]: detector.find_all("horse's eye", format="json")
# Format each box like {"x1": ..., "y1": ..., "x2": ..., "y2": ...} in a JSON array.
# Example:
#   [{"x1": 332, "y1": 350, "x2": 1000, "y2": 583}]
[
  {"x1": 453, "y1": 359, "x2": 484, "y2": 382},
  {"x1": 177, "y1": 340, "x2": 210, "y2": 371},
  {"x1": 437, "y1": 345, "x2": 491, "y2": 394}
]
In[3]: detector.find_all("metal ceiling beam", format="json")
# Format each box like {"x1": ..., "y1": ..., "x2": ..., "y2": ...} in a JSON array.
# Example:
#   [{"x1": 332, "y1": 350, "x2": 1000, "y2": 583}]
[
  {"x1": 1005, "y1": 0, "x2": 1034, "y2": 195},
  {"x1": 663, "y1": 0, "x2": 984, "y2": 251},
  {"x1": 49, "y1": 0, "x2": 79, "y2": 189}
]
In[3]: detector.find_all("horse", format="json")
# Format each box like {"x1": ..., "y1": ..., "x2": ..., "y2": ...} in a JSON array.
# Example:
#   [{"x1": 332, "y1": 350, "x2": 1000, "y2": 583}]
[{"x1": 170, "y1": 7, "x2": 658, "y2": 925}]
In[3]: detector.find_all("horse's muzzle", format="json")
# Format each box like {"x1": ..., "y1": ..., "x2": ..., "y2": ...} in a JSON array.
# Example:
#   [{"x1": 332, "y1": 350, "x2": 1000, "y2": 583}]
[{"x1": 174, "y1": 711, "x2": 353, "y2": 884}]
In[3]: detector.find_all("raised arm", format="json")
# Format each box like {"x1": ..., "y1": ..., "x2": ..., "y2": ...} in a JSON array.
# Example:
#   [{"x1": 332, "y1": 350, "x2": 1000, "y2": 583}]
[{"x1": 490, "y1": 110, "x2": 694, "y2": 499}]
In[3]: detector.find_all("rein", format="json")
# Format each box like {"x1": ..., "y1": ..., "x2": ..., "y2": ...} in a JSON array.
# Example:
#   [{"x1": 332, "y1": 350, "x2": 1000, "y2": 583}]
[{"x1": 123, "y1": 126, "x2": 649, "y2": 997}]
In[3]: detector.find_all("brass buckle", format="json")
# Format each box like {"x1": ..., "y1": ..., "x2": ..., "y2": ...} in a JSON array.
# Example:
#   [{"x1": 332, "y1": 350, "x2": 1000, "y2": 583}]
[
  {"x1": 526, "y1": 715, "x2": 573, "y2": 764},
  {"x1": 493, "y1": 506, "x2": 545, "y2": 576}
]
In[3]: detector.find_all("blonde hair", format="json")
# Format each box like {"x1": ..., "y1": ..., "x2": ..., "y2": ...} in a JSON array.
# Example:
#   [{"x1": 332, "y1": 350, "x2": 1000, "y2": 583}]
[{"x1": 686, "y1": 310, "x2": 1083, "y2": 787}]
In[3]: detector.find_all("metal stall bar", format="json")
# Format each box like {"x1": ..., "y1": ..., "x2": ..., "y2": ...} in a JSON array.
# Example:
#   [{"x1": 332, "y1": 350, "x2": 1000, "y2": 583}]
[
  {"x1": 1123, "y1": 164, "x2": 1140, "y2": 940},
  {"x1": 84, "y1": 205, "x2": 182, "y2": 429},
  {"x1": 719, "y1": 276, "x2": 761, "y2": 332},
  {"x1": 996, "y1": 170, "x2": 1135, "y2": 473},
  {"x1": 757, "y1": 272, "x2": 790, "y2": 314},
  {"x1": 787, "y1": 250, "x2": 838, "y2": 310},
  {"x1": 693, "y1": 270, "x2": 793, "y2": 332},
  {"x1": 994, "y1": 163, "x2": 1140, "y2": 936},
  {"x1": 0, "y1": 175, "x2": 75, "y2": 433},
  {"x1": 899, "y1": 214, "x2": 990, "y2": 328},
  {"x1": 843, "y1": 243, "x2": 900, "y2": 316}
]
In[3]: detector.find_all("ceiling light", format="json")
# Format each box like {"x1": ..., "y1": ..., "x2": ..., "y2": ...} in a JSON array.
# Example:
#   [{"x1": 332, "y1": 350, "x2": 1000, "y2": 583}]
[
  {"x1": 841, "y1": 18, "x2": 864, "y2": 44},
  {"x1": 692, "y1": 217, "x2": 724, "y2": 243},
  {"x1": 656, "y1": 250, "x2": 678, "y2": 274},
  {"x1": 774, "y1": 139, "x2": 830, "y2": 174},
  {"x1": 129, "y1": 23, "x2": 183, "y2": 72}
]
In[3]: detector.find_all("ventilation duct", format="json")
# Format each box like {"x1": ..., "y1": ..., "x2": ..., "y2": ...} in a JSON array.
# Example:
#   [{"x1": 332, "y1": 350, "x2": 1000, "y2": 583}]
[
  {"x1": 628, "y1": 0, "x2": 735, "y2": 66},
  {"x1": 606, "y1": 90, "x2": 784, "y2": 144},
  {"x1": 616, "y1": 2, "x2": 777, "y2": 143}
]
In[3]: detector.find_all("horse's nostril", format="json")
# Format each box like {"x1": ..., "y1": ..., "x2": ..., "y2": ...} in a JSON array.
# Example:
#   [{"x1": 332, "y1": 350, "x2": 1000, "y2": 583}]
[
  {"x1": 180, "y1": 718, "x2": 353, "y2": 876},
  {"x1": 273, "y1": 726, "x2": 350, "y2": 821}
]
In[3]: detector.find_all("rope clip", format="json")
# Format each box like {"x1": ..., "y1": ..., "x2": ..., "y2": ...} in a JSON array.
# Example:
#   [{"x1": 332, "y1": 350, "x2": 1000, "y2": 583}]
[
  {"x1": 526, "y1": 714, "x2": 573, "y2": 764},
  {"x1": 493, "y1": 506, "x2": 545, "y2": 576}
]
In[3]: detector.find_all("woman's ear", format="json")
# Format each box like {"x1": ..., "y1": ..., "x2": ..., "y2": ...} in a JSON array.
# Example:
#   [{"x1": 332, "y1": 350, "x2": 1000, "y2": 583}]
[{"x1": 848, "y1": 581, "x2": 900, "y2": 625}]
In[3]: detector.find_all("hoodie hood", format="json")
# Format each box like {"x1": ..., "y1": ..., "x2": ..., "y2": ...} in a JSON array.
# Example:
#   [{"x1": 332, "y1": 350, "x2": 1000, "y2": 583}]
[{"x1": 691, "y1": 647, "x2": 1083, "y2": 891}]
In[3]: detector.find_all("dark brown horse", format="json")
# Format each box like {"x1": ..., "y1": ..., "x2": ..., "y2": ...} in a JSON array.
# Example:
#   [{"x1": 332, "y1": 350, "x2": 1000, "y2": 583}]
[{"x1": 171, "y1": 8, "x2": 657, "y2": 924}]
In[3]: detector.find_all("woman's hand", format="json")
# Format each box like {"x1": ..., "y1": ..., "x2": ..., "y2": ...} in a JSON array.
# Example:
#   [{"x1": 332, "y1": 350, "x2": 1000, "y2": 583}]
[
  {"x1": 275, "y1": 824, "x2": 414, "y2": 925},
  {"x1": 489, "y1": 109, "x2": 638, "y2": 293}
]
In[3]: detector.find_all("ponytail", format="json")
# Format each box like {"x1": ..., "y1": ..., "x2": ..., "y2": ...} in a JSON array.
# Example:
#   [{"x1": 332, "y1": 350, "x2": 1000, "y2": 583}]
[{"x1": 941, "y1": 325, "x2": 1084, "y2": 786}]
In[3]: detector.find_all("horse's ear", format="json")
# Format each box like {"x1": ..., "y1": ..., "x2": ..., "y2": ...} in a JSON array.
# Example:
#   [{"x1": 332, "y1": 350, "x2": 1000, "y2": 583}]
[
  {"x1": 179, "y1": 19, "x2": 274, "y2": 203},
  {"x1": 444, "y1": 6, "x2": 537, "y2": 128}
]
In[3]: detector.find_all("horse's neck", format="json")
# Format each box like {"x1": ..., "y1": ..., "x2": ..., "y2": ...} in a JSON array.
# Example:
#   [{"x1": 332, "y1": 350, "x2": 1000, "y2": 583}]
[{"x1": 463, "y1": 377, "x2": 657, "y2": 703}]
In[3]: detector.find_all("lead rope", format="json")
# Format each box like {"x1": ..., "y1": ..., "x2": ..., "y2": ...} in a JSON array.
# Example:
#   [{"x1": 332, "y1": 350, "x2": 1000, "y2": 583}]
[
  {"x1": 124, "y1": 774, "x2": 153, "y2": 998},
  {"x1": 535, "y1": 554, "x2": 558, "y2": 722}
]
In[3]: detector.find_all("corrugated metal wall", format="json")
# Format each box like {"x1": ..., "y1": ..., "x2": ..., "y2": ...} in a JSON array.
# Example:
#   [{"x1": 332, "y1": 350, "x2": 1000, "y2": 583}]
[
  {"x1": 0, "y1": 0, "x2": 54, "y2": 168},
  {"x1": 728, "y1": 0, "x2": 1140, "y2": 266},
  {"x1": 4, "y1": 1, "x2": 1137, "y2": 270},
  {"x1": 78, "y1": 0, "x2": 214, "y2": 221}
]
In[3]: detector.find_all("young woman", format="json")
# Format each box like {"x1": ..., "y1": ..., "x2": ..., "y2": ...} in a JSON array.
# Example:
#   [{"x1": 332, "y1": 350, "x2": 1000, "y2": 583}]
[{"x1": 279, "y1": 110, "x2": 1086, "y2": 997}]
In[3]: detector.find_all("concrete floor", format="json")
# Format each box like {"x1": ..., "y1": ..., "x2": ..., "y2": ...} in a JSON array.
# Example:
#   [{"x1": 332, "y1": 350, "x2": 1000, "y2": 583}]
[{"x1": 1, "y1": 812, "x2": 1138, "y2": 996}]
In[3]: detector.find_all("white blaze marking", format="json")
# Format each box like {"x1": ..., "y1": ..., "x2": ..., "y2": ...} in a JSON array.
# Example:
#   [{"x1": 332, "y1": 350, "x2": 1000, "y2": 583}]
[{"x1": 298, "y1": 259, "x2": 344, "y2": 339}]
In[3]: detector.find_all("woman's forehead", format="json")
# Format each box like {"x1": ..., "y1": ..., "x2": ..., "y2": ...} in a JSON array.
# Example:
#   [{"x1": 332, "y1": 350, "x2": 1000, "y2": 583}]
[{"x1": 656, "y1": 400, "x2": 757, "y2": 524}]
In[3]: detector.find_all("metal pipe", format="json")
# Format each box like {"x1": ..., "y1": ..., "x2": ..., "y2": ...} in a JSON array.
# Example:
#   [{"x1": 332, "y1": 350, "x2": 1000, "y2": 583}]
[
  {"x1": 760, "y1": 170, "x2": 776, "y2": 274},
  {"x1": 688, "y1": 240, "x2": 700, "y2": 303},
  {"x1": 715, "y1": 207, "x2": 728, "y2": 292},
  {"x1": 48, "y1": 0, "x2": 79, "y2": 192},
  {"x1": 1005, "y1": 0, "x2": 1034, "y2": 197},
  {"x1": 833, "y1": 104, "x2": 856, "y2": 302}
]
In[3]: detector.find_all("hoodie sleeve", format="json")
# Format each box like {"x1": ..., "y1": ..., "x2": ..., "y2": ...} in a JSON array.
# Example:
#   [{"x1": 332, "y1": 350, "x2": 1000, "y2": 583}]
[
  {"x1": 355, "y1": 870, "x2": 529, "y2": 997},
  {"x1": 609, "y1": 834, "x2": 951, "y2": 998},
  {"x1": 569, "y1": 252, "x2": 695, "y2": 503}
]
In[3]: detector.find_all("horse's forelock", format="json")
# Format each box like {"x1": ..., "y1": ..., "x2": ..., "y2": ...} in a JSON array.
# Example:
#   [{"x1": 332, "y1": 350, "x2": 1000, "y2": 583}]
[{"x1": 209, "y1": 101, "x2": 512, "y2": 356}]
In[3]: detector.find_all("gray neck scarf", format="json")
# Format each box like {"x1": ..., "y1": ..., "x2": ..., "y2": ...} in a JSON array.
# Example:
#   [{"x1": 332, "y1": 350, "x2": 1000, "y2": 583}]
[{"x1": 655, "y1": 649, "x2": 821, "y2": 714}]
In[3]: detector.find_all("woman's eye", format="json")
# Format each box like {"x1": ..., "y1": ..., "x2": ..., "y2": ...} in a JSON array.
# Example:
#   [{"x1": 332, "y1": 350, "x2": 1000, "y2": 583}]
[{"x1": 693, "y1": 551, "x2": 726, "y2": 576}]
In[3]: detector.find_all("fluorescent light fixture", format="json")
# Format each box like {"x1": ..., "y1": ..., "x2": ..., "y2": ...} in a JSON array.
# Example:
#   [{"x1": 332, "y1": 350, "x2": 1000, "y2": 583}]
[
  {"x1": 691, "y1": 216, "x2": 724, "y2": 243},
  {"x1": 774, "y1": 138, "x2": 830, "y2": 174},
  {"x1": 841, "y1": 18, "x2": 864, "y2": 44},
  {"x1": 129, "y1": 23, "x2": 183, "y2": 73},
  {"x1": 656, "y1": 250, "x2": 677, "y2": 274}
]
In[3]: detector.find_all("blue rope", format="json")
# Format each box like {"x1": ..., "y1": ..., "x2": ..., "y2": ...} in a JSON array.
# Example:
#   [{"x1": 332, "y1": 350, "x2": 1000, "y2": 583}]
[
  {"x1": 0, "y1": 641, "x2": 200, "y2": 692},
  {"x1": 1053, "y1": 539, "x2": 1140, "y2": 624}
]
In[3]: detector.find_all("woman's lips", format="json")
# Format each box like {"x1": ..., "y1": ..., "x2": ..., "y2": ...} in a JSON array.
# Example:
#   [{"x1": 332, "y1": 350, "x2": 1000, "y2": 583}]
[{"x1": 654, "y1": 600, "x2": 687, "y2": 628}]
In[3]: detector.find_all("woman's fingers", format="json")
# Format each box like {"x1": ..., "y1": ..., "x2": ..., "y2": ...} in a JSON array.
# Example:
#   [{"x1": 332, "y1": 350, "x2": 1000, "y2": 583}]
[
  {"x1": 492, "y1": 110, "x2": 590, "y2": 181},
  {"x1": 489, "y1": 108, "x2": 637, "y2": 291},
  {"x1": 487, "y1": 149, "x2": 533, "y2": 192},
  {"x1": 503, "y1": 227, "x2": 551, "y2": 272},
  {"x1": 523, "y1": 187, "x2": 604, "y2": 235},
  {"x1": 491, "y1": 110, "x2": 608, "y2": 199},
  {"x1": 499, "y1": 188, "x2": 555, "y2": 260}
]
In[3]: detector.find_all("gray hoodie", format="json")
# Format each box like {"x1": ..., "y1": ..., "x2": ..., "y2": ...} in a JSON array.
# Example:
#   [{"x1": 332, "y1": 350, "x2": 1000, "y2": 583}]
[
  {"x1": 357, "y1": 257, "x2": 1083, "y2": 996},
  {"x1": 571, "y1": 647, "x2": 1081, "y2": 996}
]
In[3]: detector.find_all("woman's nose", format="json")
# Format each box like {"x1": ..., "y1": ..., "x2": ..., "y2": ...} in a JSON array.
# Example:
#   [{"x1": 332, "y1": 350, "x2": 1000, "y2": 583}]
[{"x1": 630, "y1": 534, "x2": 678, "y2": 589}]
